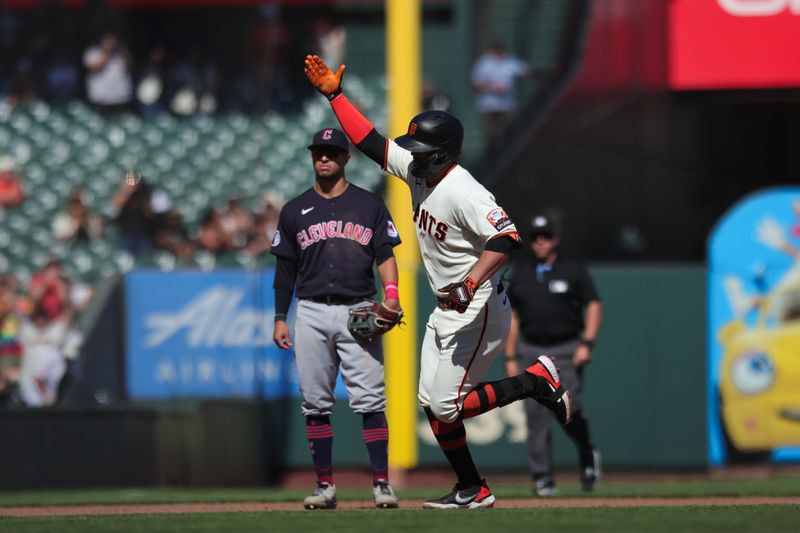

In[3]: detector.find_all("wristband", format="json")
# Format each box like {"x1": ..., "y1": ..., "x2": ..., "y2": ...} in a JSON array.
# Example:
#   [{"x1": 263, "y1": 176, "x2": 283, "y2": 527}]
[
  {"x1": 326, "y1": 87, "x2": 343, "y2": 101},
  {"x1": 274, "y1": 313, "x2": 287, "y2": 322},
  {"x1": 385, "y1": 282, "x2": 399, "y2": 300},
  {"x1": 580, "y1": 338, "x2": 594, "y2": 349}
]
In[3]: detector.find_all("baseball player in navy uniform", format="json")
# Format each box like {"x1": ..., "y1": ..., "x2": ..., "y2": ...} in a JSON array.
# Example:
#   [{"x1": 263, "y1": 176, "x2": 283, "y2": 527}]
[
  {"x1": 270, "y1": 128, "x2": 402, "y2": 510},
  {"x1": 504, "y1": 214, "x2": 602, "y2": 496},
  {"x1": 305, "y1": 54, "x2": 573, "y2": 509}
]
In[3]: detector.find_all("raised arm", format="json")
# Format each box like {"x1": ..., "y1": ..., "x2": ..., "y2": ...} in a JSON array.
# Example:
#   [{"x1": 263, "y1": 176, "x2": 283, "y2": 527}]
[{"x1": 304, "y1": 54, "x2": 388, "y2": 167}]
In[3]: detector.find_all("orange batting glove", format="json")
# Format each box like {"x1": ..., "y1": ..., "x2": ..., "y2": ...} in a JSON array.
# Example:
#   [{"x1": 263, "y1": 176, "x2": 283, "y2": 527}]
[{"x1": 304, "y1": 54, "x2": 346, "y2": 99}]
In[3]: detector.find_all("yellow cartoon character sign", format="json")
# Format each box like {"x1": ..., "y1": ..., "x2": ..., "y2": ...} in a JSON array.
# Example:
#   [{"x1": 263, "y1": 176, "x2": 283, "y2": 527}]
[{"x1": 709, "y1": 190, "x2": 800, "y2": 465}]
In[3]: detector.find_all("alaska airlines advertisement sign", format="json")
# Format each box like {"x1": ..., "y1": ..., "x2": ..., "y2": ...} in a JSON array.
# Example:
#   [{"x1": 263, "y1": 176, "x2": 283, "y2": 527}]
[
  {"x1": 669, "y1": 0, "x2": 800, "y2": 89},
  {"x1": 708, "y1": 188, "x2": 800, "y2": 465},
  {"x1": 126, "y1": 270, "x2": 298, "y2": 399}
]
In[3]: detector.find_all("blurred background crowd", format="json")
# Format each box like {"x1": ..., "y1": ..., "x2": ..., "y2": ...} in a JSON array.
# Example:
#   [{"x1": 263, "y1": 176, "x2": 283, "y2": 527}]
[
  {"x1": 0, "y1": 1, "x2": 365, "y2": 407},
  {"x1": 0, "y1": 1, "x2": 344, "y2": 115}
]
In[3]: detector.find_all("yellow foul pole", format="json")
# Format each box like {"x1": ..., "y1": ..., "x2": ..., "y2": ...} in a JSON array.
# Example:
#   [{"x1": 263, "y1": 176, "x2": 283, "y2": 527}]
[{"x1": 385, "y1": 0, "x2": 421, "y2": 470}]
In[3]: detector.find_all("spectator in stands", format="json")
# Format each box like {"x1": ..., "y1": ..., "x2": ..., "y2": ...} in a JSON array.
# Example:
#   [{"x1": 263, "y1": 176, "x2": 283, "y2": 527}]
[
  {"x1": 0, "y1": 276, "x2": 23, "y2": 406},
  {"x1": 168, "y1": 47, "x2": 219, "y2": 116},
  {"x1": 314, "y1": 17, "x2": 347, "y2": 70},
  {"x1": 53, "y1": 276, "x2": 89, "y2": 404},
  {"x1": 112, "y1": 171, "x2": 156, "y2": 255},
  {"x1": 43, "y1": 45, "x2": 80, "y2": 103},
  {"x1": 247, "y1": 4, "x2": 290, "y2": 112},
  {"x1": 135, "y1": 45, "x2": 169, "y2": 116},
  {"x1": 17, "y1": 303, "x2": 68, "y2": 407},
  {"x1": 197, "y1": 207, "x2": 235, "y2": 255},
  {"x1": 28, "y1": 259, "x2": 68, "y2": 322},
  {"x1": 219, "y1": 197, "x2": 253, "y2": 249},
  {"x1": 52, "y1": 189, "x2": 104, "y2": 243},
  {"x1": 82, "y1": 31, "x2": 133, "y2": 114},
  {"x1": 245, "y1": 192, "x2": 283, "y2": 256},
  {"x1": 154, "y1": 208, "x2": 195, "y2": 263},
  {"x1": 0, "y1": 154, "x2": 24, "y2": 209},
  {"x1": 471, "y1": 41, "x2": 532, "y2": 151}
]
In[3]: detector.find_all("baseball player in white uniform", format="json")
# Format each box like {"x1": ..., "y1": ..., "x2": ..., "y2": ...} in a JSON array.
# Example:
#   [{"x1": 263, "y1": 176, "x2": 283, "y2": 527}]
[{"x1": 304, "y1": 54, "x2": 572, "y2": 509}]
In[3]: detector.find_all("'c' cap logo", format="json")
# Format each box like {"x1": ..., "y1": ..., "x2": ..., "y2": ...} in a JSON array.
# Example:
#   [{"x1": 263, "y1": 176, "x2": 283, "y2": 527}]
[
  {"x1": 408, "y1": 123, "x2": 417, "y2": 135},
  {"x1": 322, "y1": 129, "x2": 333, "y2": 140}
]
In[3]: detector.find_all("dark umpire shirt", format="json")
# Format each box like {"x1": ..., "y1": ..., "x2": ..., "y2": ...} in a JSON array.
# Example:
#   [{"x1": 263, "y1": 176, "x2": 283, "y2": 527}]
[
  {"x1": 507, "y1": 256, "x2": 599, "y2": 345},
  {"x1": 270, "y1": 183, "x2": 401, "y2": 299}
]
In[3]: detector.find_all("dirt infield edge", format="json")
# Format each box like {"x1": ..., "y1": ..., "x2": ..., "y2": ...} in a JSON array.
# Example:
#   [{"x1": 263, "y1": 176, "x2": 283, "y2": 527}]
[{"x1": 2, "y1": 497, "x2": 800, "y2": 516}]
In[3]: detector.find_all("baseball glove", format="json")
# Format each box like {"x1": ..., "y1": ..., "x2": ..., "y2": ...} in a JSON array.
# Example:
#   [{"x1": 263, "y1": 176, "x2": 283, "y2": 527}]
[{"x1": 348, "y1": 300, "x2": 404, "y2": 342}]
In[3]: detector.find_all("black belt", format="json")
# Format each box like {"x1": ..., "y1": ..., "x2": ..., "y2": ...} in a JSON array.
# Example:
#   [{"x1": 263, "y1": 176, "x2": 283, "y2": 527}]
[
  {"x1": 303, "y1": 295, "x2": 367, "y2": 305},
  {"x1": 523, "y1": 334, "x2": 578, "y2": 347}
]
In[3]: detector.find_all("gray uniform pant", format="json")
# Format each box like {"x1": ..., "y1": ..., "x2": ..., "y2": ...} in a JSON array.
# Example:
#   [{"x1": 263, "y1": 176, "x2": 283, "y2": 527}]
[
  {"x1": 294, "y1": 299, "x2": 386, "y2": 417},
  {"x1": 517, "y1": 338, "x2": 584, "y2": 478}
]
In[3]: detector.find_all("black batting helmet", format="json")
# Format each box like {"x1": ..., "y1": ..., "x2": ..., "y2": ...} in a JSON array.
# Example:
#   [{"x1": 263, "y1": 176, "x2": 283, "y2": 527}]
[{"x1": 395, "y1": 110, "x2": 463, "y2": 178}]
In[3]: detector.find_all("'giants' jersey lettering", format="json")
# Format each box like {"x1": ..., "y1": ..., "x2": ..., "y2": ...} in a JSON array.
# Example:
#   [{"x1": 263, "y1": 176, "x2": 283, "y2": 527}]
[
  {"x1": 297, "y1": 220, "x2": 373, "y2": 250},
  {"x1": 384, "y1": 139, "x2": 520, "y2": 294},
  {"x1": 414, "y1": 205, "x2": 449, "y2": 241}
]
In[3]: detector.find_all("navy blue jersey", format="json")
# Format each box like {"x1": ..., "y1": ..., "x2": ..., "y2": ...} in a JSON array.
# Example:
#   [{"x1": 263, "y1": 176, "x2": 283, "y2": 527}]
[{"x1": 270, "y1": 183, "x2": 401, "y2": 298}]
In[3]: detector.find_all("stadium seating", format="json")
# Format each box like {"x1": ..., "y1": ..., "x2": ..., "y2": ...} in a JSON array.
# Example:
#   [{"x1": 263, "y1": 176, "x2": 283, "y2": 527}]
[{"x1": 0, "y1": 74, "x2": 388, "y2": 284}]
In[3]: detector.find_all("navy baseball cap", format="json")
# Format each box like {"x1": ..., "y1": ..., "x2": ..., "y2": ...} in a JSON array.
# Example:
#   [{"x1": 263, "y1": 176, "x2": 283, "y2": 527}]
[
  {"x1": 308, "y1": 128, "x2": 349, "y2": 153},
  {"x1": 529, "y1": 214, "x2": 556, "y2": 238}
]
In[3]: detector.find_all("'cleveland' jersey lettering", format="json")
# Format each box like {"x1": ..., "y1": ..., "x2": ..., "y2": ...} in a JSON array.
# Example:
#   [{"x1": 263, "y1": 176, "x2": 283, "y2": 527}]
[
  {"x1": 298, "y1": 220, "x2": 373, "y2": 249},
  {"x1": 270, "y1": 184, "x2": 401, "y2": 299}
]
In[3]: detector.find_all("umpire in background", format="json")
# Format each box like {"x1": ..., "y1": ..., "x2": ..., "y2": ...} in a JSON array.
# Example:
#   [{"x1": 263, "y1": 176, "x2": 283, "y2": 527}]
[{"x1": 504, "y1": 213, "x2": 602, "y2": 496}]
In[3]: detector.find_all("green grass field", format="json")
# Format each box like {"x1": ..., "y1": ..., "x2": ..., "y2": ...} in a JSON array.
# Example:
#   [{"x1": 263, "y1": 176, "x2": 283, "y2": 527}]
[{"x1": 1, "y1": 473, "x2": 799, "y2": 533}]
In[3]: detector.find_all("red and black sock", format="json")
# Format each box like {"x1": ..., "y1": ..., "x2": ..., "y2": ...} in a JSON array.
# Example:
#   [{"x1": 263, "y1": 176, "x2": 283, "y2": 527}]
[
  {"x1": 306, "y1": 415, "x2": 334, "y2": 485},
  {"x1": 424, "y1": 408, "x2": 481, "y2": 487},
  {"x1": 461, "y1": 373, "x2": 544, "y2": 419},
  {"x1": 564, "y1": 410, "x2": 594, "y2": 464},
  {"x1": 361, "y1": 412, "x2": 389, "y2": 483}
]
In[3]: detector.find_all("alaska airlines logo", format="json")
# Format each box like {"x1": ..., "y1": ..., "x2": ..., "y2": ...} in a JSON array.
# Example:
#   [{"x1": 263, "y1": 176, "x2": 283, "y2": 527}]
[
  {"x1": 413, "y1": 206, "x2": 449, "y2": 241},
  {"x1": 144, "y1": 286, "x2": 273, "y2": 348},
  {"x1": 718, "y1": 0, "x2": 800, "y2": 16},
  {"x1": 297, "y1": 220, "x2": 373, "y2": 250}
]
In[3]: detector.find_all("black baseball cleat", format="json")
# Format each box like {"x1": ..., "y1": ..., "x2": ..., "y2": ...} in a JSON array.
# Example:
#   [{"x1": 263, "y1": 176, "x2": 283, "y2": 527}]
[
  {"x1": 580, "y1": 449, "x2": 602, "y2": 492},
  {"x1": 422, "y1": 480, "x2": 495, "y2": 509},
  {"x1": 533, "y1": 475, "x2": 558, "y2": 497},
  {"x1": 525, "y1": 355, "x2": 573, "y2": 425}
]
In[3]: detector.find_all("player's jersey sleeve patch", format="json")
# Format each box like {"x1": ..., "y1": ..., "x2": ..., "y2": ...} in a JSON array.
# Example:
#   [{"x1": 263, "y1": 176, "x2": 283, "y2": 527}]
[
  {"x1": 487, "y1": 208, "x2": 513, "y2": 232},
  {"x1": 271, "y1": 230, "x2": 281, "y2": 247},
  {"x1": 387, "y1": 220, "x2": 399, "y2": 238}
]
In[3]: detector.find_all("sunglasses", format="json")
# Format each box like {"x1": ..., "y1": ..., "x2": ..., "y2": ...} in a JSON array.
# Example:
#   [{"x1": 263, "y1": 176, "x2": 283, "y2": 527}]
[
  {"x1": 311, "y1": 147, "x2": 347, "y2": 158},
  {"x1": 530, "y1": 232, "x2": 554, "y2": 241}
]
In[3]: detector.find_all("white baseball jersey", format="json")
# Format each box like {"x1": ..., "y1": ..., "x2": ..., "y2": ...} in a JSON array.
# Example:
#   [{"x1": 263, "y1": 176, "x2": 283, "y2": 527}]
[
  {"x1": 384, "y1": 139, "x2": 520, "y2": 296},
  {"x1": 384, "y1": 139, "x2": 519, "y2": 422}
]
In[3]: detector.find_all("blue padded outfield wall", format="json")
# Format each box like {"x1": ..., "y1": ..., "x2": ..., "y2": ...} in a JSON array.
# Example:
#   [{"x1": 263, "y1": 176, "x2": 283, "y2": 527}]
[
  {"x1": 125, "y1": 267, "x2": 709, "y2": 470},
  {"x1": 126, "y1": 270, "x2": 299, "y2": 400}
]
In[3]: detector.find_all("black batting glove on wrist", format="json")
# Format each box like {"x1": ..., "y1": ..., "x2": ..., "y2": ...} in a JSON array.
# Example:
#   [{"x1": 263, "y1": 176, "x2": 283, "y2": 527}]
[{"x1": 437, "y1": 276, "x2": 479, "y2": 313}]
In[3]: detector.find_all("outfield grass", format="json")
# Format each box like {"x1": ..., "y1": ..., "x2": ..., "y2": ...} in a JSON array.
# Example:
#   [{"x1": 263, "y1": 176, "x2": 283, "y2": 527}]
[{"x1": 1, "y1": 506, "x2": 800, "y2": 533}]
